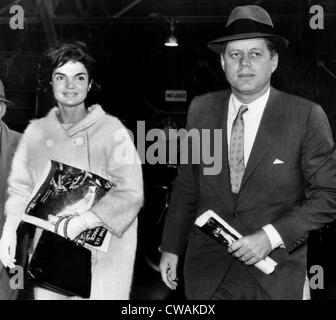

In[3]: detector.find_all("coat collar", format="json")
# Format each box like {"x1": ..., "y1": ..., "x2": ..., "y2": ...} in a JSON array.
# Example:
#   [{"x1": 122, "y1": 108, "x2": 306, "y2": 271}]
[
  {"x1": 202, "y1": 87, "x2": 286, "y2": 202},
  {"x1": 239, "y1": 87, "x2": 286, "y2": 194},
  {"x1": 47, "y1": 104, "x2": 106, "y2": 137}
]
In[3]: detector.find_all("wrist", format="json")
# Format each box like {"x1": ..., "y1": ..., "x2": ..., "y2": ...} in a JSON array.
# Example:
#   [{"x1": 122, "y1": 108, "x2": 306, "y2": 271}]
[
  {"x1": 3, "y1": 215, "x2": 21, "y2": 233},
  {"x1": 78, "y1": 210, "x2": 102, "y2": 229}
]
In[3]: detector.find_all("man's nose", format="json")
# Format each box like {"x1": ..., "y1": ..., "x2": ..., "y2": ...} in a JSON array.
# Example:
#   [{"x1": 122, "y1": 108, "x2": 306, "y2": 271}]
[{"x1": 239, "y1": 54, "x2": 252, "y2": 67}]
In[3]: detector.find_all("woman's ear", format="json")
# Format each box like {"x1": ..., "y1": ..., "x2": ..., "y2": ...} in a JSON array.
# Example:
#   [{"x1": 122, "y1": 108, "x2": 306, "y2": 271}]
[{"x1": 88, "y1": 80, "x2": 92, "y2": 91}]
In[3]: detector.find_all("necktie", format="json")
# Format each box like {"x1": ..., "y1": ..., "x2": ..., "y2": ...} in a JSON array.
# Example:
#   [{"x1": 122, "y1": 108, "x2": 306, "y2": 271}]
[{"x1": 230, "y1": 104, "x2": 248, "y2": 195}]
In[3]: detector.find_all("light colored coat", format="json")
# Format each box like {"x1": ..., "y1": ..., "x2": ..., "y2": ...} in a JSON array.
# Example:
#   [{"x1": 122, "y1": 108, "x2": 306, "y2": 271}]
[{"x1": 5, "y1": 105, "x2": 143, "y2": 300}]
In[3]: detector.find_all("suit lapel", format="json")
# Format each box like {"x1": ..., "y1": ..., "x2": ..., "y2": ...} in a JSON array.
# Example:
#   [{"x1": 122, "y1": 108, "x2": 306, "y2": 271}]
[
  {"x1": 201, "y1": 91, "x2": 232, "y2": 200},
  {"x1": 219, "y1": 92, "x2": 231, "y2": 194},
  {"x1": 239, "y1": 88, "x2": 286, "y2": 193}
]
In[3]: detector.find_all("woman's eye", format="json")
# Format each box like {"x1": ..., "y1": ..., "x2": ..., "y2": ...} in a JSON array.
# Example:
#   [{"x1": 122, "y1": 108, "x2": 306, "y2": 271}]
[
  {"x1": 55, "y1": 75, "x2": 64, "y2": 81},
  {"x1": 78, "y1": 76, "x2": 86, "y2": 81}
]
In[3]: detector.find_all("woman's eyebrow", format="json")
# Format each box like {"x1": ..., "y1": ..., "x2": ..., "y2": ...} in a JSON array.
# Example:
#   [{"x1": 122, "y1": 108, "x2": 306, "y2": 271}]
[{"x1": 53, "y1": 72, "x2": 87, "y2": 76}]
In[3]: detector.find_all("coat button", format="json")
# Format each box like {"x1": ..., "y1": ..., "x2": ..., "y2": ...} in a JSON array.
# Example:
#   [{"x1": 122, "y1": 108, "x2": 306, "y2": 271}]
[
  {"x1": 45, "y1": 139, "x2": 54, "y2": 147},
  {"x1": 75, "y1": 137, "x2": 84, "y2": 145}
]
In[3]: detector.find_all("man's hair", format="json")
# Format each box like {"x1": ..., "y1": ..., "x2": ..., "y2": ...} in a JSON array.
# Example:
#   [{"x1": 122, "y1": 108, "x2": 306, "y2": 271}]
[
  {"x1": 38, "y1": 41, "x2": 96, "y2": 89},
  {"x1": 221, "y1": 38, "x2": 277, "y2": 58}
]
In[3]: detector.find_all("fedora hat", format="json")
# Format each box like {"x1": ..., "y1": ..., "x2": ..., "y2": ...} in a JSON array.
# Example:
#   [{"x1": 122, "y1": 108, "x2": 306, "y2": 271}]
[
  {"x1": 207, "y1": 5, "x2": 289, "y2": 54},
  {"x1": 0, "y1": 79, "x2": 14, "y2": 105}
]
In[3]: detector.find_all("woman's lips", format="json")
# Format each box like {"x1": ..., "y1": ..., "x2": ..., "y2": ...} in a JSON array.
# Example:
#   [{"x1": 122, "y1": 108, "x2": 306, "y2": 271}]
[{"x1": 63, "y1": 92, "x2": 78, "y2": 97}]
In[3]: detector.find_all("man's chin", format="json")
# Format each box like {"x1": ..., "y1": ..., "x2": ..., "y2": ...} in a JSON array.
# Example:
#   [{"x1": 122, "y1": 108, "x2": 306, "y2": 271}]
[{"x1": 234, "y1": 86, "x2": 258, "y2": 94}]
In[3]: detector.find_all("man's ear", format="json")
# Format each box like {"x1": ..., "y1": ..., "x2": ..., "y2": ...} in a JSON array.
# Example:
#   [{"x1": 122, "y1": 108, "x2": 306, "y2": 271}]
[
  {"x1": 0, "y1": 103, "x2": 7, "y2": 119},
  {"x1": 220, "y1": 54, "x2": 225, "y2": 72},
  {"x1": 271, "y1": 53, "x2": 279, "y2": 73}
]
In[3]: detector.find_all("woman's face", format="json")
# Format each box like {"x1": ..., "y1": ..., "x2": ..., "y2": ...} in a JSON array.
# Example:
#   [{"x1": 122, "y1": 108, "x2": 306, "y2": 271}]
[{"x1": 51, "y1": 61, "x2": 90, "y2": 109}]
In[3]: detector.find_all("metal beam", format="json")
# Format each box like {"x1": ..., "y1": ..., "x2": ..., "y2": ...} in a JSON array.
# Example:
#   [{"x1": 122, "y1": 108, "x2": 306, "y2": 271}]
[
  {"x1": 0, "y1": 13, "x2": 321, "y2": 25},
  {"x1": 113, "y1": 0, "x2": 143, "y2": 18},
  {"x1": 0, "y1": 0, "x2": 23, "y2": 15},
  {"x1": 0, "y1": 51, "x2": 42, "y2": 58},
  {"x1": 34, "y1": 0, "x2": 57, "y2": 46}
]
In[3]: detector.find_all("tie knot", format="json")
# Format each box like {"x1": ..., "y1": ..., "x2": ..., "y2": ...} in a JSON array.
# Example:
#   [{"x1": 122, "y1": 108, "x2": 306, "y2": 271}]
[{"x1": 238, "y1": 104, "x2": 248, "y2": 116}]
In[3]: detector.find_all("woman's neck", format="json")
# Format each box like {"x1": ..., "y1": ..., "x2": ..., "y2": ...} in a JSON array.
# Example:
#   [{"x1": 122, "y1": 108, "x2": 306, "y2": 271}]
[{"x1": 57, "y1": 104, "x2": 88, "y2": 124}]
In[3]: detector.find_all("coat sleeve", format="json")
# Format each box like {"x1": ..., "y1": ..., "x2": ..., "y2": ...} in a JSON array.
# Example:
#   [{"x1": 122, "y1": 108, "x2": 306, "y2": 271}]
[
  {"x1": 273, "y1": 104, "x2": 336, "y2": 252},
  {"x1": 89, "y1": 119, "x2": 144, "y2": 237},
  {"x1": 160, "y1": 96, "x2": 201, "y2": 255}
]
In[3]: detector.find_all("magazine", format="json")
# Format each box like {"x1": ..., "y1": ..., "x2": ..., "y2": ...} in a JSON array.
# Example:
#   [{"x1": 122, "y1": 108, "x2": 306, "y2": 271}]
[
  {"x1": 22, "y1": 160, "x2": 113, "y2": 253},
  {"x1": 194, "y1": 210, "x2": 277, "y2": 275}
]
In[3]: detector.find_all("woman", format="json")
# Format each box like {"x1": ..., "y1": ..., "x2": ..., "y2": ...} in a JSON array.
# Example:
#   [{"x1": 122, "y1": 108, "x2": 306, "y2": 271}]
[{"x1": 0, "y1": 41, "x2": 143, "y2": 299}]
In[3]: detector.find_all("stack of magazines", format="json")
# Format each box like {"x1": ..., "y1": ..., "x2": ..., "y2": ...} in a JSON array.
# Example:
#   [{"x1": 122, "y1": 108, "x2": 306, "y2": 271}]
[{"x1": 23, "y1": 160, "x2": 113, "y2": 252}]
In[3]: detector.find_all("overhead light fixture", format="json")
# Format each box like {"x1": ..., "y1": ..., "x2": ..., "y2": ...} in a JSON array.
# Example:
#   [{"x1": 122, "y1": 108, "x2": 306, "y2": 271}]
[{"x1": 164, "y1": 18, "x2": 178, "y2": 47}]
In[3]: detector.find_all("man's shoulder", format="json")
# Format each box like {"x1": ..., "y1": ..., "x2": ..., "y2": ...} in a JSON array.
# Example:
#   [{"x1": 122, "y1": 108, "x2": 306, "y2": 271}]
[
  {"x1": 273, "y1": 88, "x2": 319, "y2": 110},
  {"x1": 188, "y1": 90, "x2": 230, "y2": 114},
  {"x1": 193, "y1": 90, "x2": 230, "y2": 103},
  {"x1": 9, "y1": 128, "x2": 21, "y2": 141}
]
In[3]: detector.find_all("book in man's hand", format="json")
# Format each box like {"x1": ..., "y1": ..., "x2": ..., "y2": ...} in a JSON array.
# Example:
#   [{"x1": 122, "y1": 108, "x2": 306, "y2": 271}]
[
  {"x1": 194, "y1": 210, "x2": 277, "y2": 275},
  {"x1": 22, "y1": 160, "x2": 113, "y2": 252}
]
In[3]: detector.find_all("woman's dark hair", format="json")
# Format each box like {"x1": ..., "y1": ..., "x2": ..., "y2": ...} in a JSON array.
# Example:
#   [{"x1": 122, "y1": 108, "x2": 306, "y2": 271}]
[{"x1": 38, "y1": 41, "x2": 96, "y2": 90}]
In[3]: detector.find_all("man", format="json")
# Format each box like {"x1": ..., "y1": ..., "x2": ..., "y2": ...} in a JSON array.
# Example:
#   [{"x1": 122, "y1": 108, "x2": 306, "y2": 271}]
[
  {"x1": 159, "y1": 5, "x2": 336, "y2": 300},
  {"x1": 0, "y1": 79, "x2": 22, "y2": 300}
]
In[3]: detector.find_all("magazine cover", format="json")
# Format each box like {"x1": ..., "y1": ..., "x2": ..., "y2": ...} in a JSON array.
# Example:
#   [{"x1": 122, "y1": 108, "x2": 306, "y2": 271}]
[
  {"x1": 22, "y1": 160, "x2": 114, "y2": 252},
  {"x1": 195, "y1": 210, "x2": 277, "y2": 275}
]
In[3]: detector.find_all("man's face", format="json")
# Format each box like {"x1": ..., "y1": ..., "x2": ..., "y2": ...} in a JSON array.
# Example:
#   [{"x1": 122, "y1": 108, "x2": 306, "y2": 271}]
[
  {"x1": 0, "y1": 101, "x2": 6, "y2": 120},
  {"x1": 221, "y1": 38, "x2": 278, "y2": 98},
  {"x1": 52, "y1": 61, "x2": 91, "y2": 109}
]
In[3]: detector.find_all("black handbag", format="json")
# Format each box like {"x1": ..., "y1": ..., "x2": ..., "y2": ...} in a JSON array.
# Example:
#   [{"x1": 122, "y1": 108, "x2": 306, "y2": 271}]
[{"x1": 27, "y1": 216, "x2": 92, "y2": 298}]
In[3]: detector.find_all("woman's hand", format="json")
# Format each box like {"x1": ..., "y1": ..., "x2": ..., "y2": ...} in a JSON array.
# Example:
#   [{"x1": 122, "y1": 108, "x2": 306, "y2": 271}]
[
  {"x1": 0, "y1": 228, "x2": 17, "y2": 269},
  {"x1": 48, "y1": 214, "x2": 87, "y2": 240}
]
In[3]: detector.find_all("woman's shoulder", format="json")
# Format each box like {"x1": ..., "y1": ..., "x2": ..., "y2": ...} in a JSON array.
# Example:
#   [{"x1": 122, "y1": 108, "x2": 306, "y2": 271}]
[
  {"x1": 21, "y1": 110, "x2": 57, "y2": 141},
  {"x1": 92, "y1": 105, "x2": 128, "y2": 131}
]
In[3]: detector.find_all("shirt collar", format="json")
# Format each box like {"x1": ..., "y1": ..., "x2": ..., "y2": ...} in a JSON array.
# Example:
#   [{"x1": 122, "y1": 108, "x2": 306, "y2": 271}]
[{"x1": 231, "y1": 87, "x2": 270, "y2": 114}]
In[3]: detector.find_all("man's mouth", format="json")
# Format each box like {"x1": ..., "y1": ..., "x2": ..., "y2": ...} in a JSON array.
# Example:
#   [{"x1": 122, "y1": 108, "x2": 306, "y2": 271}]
[{"x1": 237, "y1": 74, "x2": 255, "y2": 78}]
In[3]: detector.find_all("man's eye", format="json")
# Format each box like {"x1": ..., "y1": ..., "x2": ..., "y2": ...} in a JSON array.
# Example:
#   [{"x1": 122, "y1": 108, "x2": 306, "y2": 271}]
[
  {"x1": 230, "y1": 52, "x2": 240, "y2": 58},
  {"x1": 250, "y1": 52, "x2": 262, "y2": 58}
]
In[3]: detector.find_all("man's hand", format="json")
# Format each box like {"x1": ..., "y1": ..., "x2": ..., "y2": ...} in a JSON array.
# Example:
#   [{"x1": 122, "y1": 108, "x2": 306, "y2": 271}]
[
  {"x1": 159, "y1": 251, "x2": 179, "y2": 290},
  {"x1": 228, "y1": 229, "x2": 272, "y2": 265}
]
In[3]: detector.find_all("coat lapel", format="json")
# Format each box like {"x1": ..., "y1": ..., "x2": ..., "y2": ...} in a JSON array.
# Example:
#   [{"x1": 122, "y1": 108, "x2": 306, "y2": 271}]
[
  {"x1": 219, "y1": 93, "x2": 232, "y2": 193},
  {"x1": 239, "y1": 88, "x2": 286, "y2": 193},
  {"x1": 201, "y1": 91, "x2": 232, "y2": 200}
]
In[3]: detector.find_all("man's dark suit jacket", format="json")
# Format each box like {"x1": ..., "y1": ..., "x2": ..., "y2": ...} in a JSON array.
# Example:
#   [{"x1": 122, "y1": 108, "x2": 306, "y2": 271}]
[
  {"x1": 0, "y1": 122, "x2": 21, "y2": 300},
  {"x1": 161, "y1": 87, "x2": 336, "y2": 300}
]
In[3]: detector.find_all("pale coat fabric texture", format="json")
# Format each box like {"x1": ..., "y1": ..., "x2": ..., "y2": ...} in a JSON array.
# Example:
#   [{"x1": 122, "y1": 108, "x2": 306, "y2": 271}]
[
  {"x1": 5, "y1": 104, "x2": 144, "y2": 300},
  {"x1": 0, "y1": 121, "x2": 21, "y2": 300}
]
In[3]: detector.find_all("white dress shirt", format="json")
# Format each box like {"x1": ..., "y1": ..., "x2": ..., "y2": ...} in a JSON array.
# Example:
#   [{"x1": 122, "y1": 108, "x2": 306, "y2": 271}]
[{"x1": 227, "y1": 88, "x2": 284, "y2": 250}]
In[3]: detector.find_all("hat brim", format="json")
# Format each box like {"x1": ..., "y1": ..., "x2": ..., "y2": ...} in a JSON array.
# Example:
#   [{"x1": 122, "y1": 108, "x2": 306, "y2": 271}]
[
  {"x1": 0, "y1": 95, "x2": 14, "y2": 105},
  {"x1": 207, "y1": 33, "x2": 289, "y2": 54}
]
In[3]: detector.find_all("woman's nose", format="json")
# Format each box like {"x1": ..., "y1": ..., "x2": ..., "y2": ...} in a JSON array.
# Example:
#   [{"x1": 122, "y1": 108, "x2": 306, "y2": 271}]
[{"x1": 66, "y1": 78, "x2": 75, "y2": 89}]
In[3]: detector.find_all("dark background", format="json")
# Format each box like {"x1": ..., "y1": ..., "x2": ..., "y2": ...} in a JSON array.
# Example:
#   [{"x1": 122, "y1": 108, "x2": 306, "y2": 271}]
[{"x1": 1, "y1": 0, "x2": 336, "y2": 300}]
